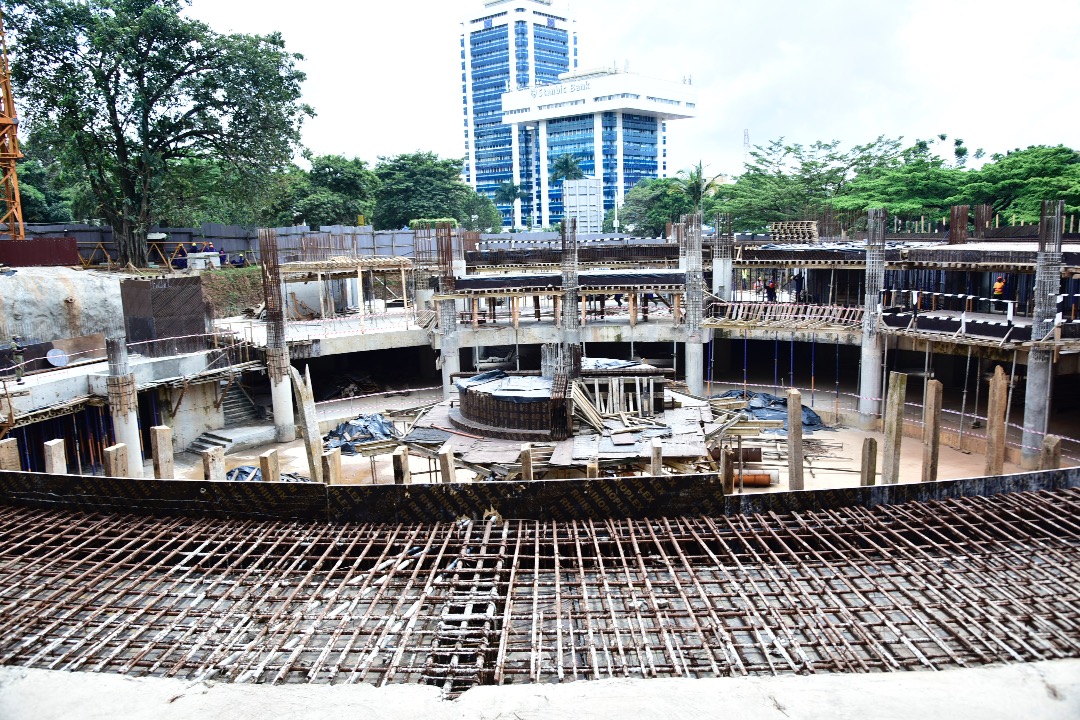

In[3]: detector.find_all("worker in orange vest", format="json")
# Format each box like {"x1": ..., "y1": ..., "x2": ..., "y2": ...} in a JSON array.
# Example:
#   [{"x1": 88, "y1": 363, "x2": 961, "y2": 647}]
[{"x1": 993, "y1": 276, "x2": 1006, "y2": 312}]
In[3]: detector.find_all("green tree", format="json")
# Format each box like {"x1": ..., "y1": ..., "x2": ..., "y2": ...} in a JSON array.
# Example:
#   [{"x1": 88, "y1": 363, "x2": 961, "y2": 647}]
[
  {"x1": 373, "y1": 152, "x2": 470, "y2": 230},
  {"x1": 493, "y1": 180, "x2": 530, "y2": 226},
  {"x1": 16, "y1": 139, "x2": 75, "y2": 223},
  {"x1": 458, "y1": 190, "x2": 503, "y2": 232},
  {"x1": 674, "y1": 161, "x2": 725, "y2": 214},
  {"x1": 549, "y1": 153, "x2": 585, "y2": 183},
  {"x1": 293, "y1": 155, "x2": 379, "y2": 227},
  {"x1": 620, "y1": 178, "x2": 695, "y2": 237},
  {"x1": 961, "y1": 145, "x2": 1080, "y2": 222},
  {"x1": 8, "y1": 0, "x2": 312, "y2": 265}
]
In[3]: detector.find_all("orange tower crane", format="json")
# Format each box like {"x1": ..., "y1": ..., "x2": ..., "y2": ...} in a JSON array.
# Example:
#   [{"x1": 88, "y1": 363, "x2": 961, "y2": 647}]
[{"x1": 0, "y1": 10, "x2": 23, "y2": 242}]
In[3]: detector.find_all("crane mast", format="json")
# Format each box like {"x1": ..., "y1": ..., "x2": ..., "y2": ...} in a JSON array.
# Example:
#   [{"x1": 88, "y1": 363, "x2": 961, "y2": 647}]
[{"x1": 0, "y1": 10, "x2": 24, "y2": 242}]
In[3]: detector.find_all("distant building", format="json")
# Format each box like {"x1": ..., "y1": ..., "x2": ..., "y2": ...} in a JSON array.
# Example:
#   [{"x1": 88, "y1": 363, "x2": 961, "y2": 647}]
[
  {"x1": 562, "y1": 178, "x2": 604, "y2": 233},
  {"x1": 501, "y1": 67, "x2": 697, "y2": 228},
  {"x1": 460, "y1": 0, "x2": 577, "y2": 224}
]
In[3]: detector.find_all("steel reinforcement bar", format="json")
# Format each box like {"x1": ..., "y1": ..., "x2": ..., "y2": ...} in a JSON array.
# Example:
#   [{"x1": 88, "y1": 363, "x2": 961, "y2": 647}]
[{"x1": 0, "y1": 489, "x2": 1077, "y2": 697}]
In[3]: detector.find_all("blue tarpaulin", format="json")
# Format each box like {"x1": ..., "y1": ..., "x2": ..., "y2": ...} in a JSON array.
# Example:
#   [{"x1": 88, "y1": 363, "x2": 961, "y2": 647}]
[
  {"x1": 714, "y1": 390, "x2": 828, "y2": 432},
  {"x1": 323, "y1": 413, "x2": 400, "y2": 456}
]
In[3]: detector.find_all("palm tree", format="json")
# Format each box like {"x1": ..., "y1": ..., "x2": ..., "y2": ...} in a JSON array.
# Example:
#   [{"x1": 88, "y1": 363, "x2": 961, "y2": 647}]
[
  {"x1": 549, "y1": 153, "x2": 585, "y2": 183},
  {"x1": 675, "y1": 161, "x2": 725, "y2": 213},
  {"x1": 494, "y1": 181, "x2": 530, "y2": 227}
]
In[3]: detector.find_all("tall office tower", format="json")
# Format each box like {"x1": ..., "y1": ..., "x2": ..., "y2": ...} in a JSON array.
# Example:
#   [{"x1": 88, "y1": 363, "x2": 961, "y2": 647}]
[{"x1": 461, "y1": 0, "x2": 576, "y2": 227}]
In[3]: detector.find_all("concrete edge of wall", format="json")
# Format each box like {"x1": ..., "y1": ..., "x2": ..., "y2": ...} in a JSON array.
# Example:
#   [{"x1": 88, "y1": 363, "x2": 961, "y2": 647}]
[{"x1": 0, "y1": 469, "x2": 1075, "y2": 524}]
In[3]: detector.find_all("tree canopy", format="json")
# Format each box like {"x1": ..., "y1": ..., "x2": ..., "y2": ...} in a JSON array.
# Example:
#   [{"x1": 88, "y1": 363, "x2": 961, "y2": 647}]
[
  {"x1": 292, "y1": 155, "x2": 379, "y2": 228},
  {"x1": 550, "y1": 153, "x2": 585, "y2": 183},
  {"x1": 618, "y1": 178, "x2": 695, "y2": 237},
  {"x1": 8, "y1": 0, "x2": 312, "y2": 264}
]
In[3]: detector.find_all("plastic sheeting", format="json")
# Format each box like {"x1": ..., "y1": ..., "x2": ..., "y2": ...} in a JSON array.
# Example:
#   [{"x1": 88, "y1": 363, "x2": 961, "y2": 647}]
[
  {"x1": 225, "y1": 466, "x2": 313, "y2": 483},
  {"x1": 581, "y1": 358, "x2": 638, "y2": 371},
  {"x1": 714, "y1": 390, "x2": 828, "y2": 432},
  {"x1": 323, "y1": 413, "x2": 400, "y2": 456},
  {"x1": 455, "y1": 370, "x2": 552, "y2": 403}
]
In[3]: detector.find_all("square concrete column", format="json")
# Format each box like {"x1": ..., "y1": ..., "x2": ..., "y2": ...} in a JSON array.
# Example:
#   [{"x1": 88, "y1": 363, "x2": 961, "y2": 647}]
[
  {"x1": 260, "y1": 449, "x2": 281, "y2": 482},
  {"x1": 0, "y1": 437, "x2": 20, "y2": 471},
  {"x1": 650, "y1": 438, "x2": 663, "y2": 476},
  {"x1": 321, "y1": 448, "x2": 343, "y2": 486},
  {"x1": 860, "y1": 438, "x2": 877, "y2": 486},
  {"x1": 150, "y1": 426, "x2": 174, "y2": 479},
  {"x1": 201, "y1": 447, "x2": 226, "y2": 482},
  {"x1": 392, "y1": 446, "x2": 411, "y2": 485},
  {"x1": 882, "y1": 372, "x2": 907, "y2": 485},
  {"x1": 985, "y1": 365, "x2": 1008, "y2": 476},
  {"x1": 104, "y1": 444, "x2": 129, "y2": 478},
  {"x1": 921, "y1": 380, "x2": 943, "y2": 482},
  {"x1": 44, "y1": 439, "x2": 67, "y2": 474},
  {"x1": 1040, "y1": 435, "x2": 1062, "y2": 471},
  {"x1": 439, "y1": 448, "x2": 455, "y2": 484},
  {"x1": 587, "y1": 458, "x2": 599, "y2": 478},
  {"x1": 786, "y1": 389, "x2": 804, "y2": 491},
  {"x1": 519, "y1": 444, "x2": 533, "y2": 481}
]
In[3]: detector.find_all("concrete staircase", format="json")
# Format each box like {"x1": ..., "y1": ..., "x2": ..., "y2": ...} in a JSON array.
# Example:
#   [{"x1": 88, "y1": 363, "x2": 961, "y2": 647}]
[
  {"x1": 222, "y1": 383, "x2": 261, "y2": 427},
  {"x1": 188, "y1": 430, "x2": 233, "y2": 455}
]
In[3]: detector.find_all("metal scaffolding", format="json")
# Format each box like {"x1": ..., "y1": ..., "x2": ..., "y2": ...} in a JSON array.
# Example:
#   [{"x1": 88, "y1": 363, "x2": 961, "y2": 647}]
[{"x1": 0, "y1": 489, "x2": 1077, "y2": 696}]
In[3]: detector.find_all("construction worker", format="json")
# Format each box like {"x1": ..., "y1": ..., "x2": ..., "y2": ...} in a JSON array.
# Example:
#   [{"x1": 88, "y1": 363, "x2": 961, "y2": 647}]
[
  {"x1": 765, "y1": 280, "x2": 778, "y2": 303},
  {"x1": 993, "y1": 276, "x2": 1006, "y2": 312},
  {"x1": 10, "y1": 336, "x2": 24, "y2": 385}
]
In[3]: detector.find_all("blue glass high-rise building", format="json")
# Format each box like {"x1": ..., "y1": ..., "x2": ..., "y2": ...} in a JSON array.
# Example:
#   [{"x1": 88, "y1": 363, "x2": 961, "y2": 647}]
[{"x1": 461, "y1": 0, "x2": 576, "y2": 226}]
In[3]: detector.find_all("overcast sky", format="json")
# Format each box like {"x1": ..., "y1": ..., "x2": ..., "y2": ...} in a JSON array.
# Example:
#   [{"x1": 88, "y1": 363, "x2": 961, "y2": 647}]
[{"x1": 186, "y1": 0, "x2": 1080, "y2": 176}]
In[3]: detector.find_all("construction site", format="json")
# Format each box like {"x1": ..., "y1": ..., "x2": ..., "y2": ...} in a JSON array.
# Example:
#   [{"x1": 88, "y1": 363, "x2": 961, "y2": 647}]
[
  {"x1": 0, "y1": 5, "x2": 1078, "y2": 716},
  {"x1": 0, "y1": 202, "x2": 1079, "y2": 717}
]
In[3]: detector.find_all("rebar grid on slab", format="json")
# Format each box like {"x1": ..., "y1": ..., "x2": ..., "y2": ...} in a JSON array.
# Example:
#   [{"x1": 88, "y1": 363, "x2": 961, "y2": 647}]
[{"x1": 0, "y1": 489, "x2": 1077, "y2": 697}]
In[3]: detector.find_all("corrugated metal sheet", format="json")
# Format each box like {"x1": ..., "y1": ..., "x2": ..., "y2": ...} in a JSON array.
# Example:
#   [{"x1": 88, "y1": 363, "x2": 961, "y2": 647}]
[{"x1": 0, "y1": 237, "x2": 80, "y2": 266}]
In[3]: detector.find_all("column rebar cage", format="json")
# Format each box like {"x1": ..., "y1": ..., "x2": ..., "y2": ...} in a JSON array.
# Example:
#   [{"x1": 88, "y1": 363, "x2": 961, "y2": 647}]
[
  {"x1": 560, "y1": 219, "x2": 580, "y2": 342},
  {"x1": 258, "y1": 229, "x2": 288, "y2": 380},
  {"x1": 682, "y1": 213, "x2": 704, "y2": 340},
  {"x1": 1033, "y1": 200, "x2": 1065, "y2": 341},
  {"x1": 863, "y1": 209, "x2": 887, "y2": 335}
]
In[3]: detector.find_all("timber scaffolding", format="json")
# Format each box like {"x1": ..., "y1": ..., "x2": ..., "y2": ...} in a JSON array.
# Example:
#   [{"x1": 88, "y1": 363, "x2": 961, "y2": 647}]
[{"x1": 0, "y1": 488, "x2": 1077, "y2": 696}]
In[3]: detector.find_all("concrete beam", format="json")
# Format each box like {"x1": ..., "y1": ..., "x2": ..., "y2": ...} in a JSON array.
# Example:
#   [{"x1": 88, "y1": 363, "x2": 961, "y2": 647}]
[
  {"x1": 882, "y1": 372, "x2": 907, "y2": 485},
  {"x1": 321, "y1": 447, "x2": 343, "y2": 486},
  {"x1": 860, "y1": 437, "x2": 877, "y2": 486},
  {"x1": 0, "y1": 438, "x2": 18, "y2": 471},
  {"x1": 202, "y1": 447, "x2": 226, "y2": 482},
  {"x1": 44, "y1": 439, "x2": 67, "y2": 475},
  {"x1": 103, "y1": 444, "x2": 128, "y2": 478},
  {"x1": 921, "y1": 379, "x2": 943, "y2": 482},
  {"x1": 1040, "y1": 435, "x2": 1062, "y2": 471},
  {"x1": 392, "y1": 446, "x2": 411, "y2": 485},
  {"x1": 260, "y1": 449, "x2": 281, "y2": 483},
  {"x1": 985, "y1": 365, "x2": 1007, "y2": 476},
  {"x1": 150, "y1": 426, "x2": 174, "y2": 479},
  {"x1": 786, "y1": 389, "x2": 804, "y2": 491}
]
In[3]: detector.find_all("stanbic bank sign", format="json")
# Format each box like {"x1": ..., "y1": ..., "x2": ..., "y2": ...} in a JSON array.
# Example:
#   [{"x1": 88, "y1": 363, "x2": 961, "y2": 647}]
[{"x1": 530, "y1": 80, "x2": 591, "y2": 99}]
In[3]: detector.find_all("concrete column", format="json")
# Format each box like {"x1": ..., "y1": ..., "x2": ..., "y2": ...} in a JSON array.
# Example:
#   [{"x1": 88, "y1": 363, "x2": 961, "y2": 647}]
[
  {"x1": 105, "y1": 335, "x2": 142, "y2": 478},
  {"x1": 587, "y1": 458, "x2": 599, "y2": 478},
  {"x1": 439, "y1": 299, "x2": 461, "y2": 400},
  {"x1": 103, "y1": 444, "x2": 128, "y2": 478},
  {"x1": 44, "y1": 439, "x2": 67, "y2": 474},
  {"x1": 439, "y1": 448, "x2": 455, "y2": 484},
  {"x1": 882, "y1": 372, "x2": 907, "y2": 485},
  {"x1": 1022, "y1": 201, "x2": 1063, "y2": 468},
  {"x1": 859, "y1": 209, "x2": 887, "y2": 418},
  {"x1": 860, "y1": 437, "x2": 877, "y2": 486},
  {"x1": 921, "y1": 379, "x2": 943, "y2": 482},
  {"x1": 685, "y1": 341, "x2": 704, "y2": 397},
  {"x1": 322, "y1": 447, "x2": 343, "y2": 486},
  {"x1": 268, "y1": 347, "x2": 296, "y2": 443},
  {"x1": 510, "y1": 122, "x2": 522, "y2": 229},
  {"x1": 150, "y1": 426, "x2": 174, "y2": 479},
  {"x1": 721, "y1": 447, "x2": 735, "y2": 494},
  {"x1": 1040, "y1": 435, "x2": 1062, "y2": 471},
  {"x1": 0, "y1": 437, "x2": 19, "y2": 471},
  {"x1": 519, "y1": 443, "x2": 533, "y2": 481},
  {"x1": 392, "y1": 446, "x2": 411, "y2": 485},
  {"x1": 539, "y1": 119, "x2": 549, "y2": 228},
  {"x1": 260, "y1": 449, "x2": 281, "y2": 482},
  {"x1": 615, "y1": 113, "x2": 625, "y2": 210},
  {"x1": 202, "y1": 446, "x2": 226, "y2": 482},
  {"x1": 787, "y1": 389, "x2": 804, "y2": 490},
  {"x1": 985, "y1": 365, "x2": 1008, "y2": 476},
  {"x1": 650, "y1": 438, "x2": 663, "y2": 476}
]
